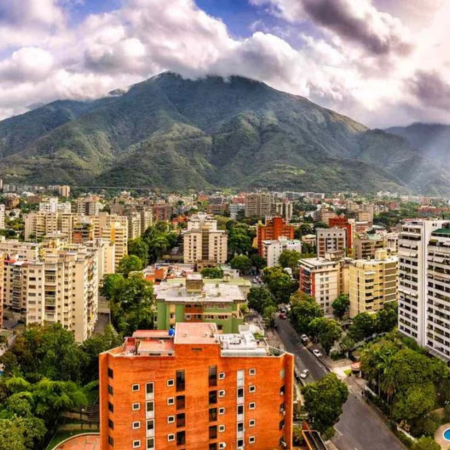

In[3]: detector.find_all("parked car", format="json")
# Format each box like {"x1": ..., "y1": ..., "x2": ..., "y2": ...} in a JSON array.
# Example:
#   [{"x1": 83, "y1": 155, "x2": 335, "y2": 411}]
[
  {"x1": 279, "y1": 312, "x2": 287, "y2": 319},
  {"x1": 300, "y1": 334, "x2": 309, "y2": 343},
  {"x1": 313, "y1": 349, "x2": 322, "y2": 358},
  {"x1": 300, "y1": 369, "x2": 309, "y2": 379}
]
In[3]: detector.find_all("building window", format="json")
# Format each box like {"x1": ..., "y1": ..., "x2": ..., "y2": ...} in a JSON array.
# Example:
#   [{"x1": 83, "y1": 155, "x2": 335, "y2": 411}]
[
  {"x1": 237, "y1": 388, "x2": 244, "y2": 398},
  {"x1": 177, "y1": 413, "x2": 185, "y2": 428},
  {"x1": 147, "y1": 420, "x2": 154, "y2": 432},
  {"x1": 176, "y1": 431, "x2": 186, "y2": 446},
  {"x1": 167, "y1": 379, "x2": 174, "y2": 387},
  {"x1": 209, "y1": 366, "x2": 217, "y2": 387},
  {"x1": 237, "y1": 405, "x2": 244, "y2": 415},
  {"x1": 168, "y1": 416, "x2": 175, "y2": 424},
  {"x1": 218, "y1": 407, "x2": 226, "y2": 415},
  {"x1": 108, "y1": 368, "x2": 114, "y2": 379},
  {"x1": 249, "y1": 386, "x2": 256, "y2": 393},
  {"x1": 249, "y1": 436, "x2": 256, "y2": 444},
  {"x1": 279, "y1": 419, "x2": 285, "y2": 430},
  {"x1": 176, "y1": 395, "x2": 185, "y2": 410},
  {"x1": 132, "y1": 384, "x2": 140, "y2": 392},
  {"x1": 146, "y1": 438, "x2": 154, "y2": 450},
  {"x1": 167, "y1": 397, "x2": 175, "y2": 406},
  {"x1": 209, "y1": 408, "x2": 218, "y2": 422},
  {"x1": 249, "y1": 402, "x2": 256, "y2": 410},
  {"x1": 249, "y1": 419, "x2": 256, "y2": 427},
  {"x1": 108, "y1": 419, "x2": 114, "y2": 430},
  {"x1": 249, "y1": 368, "x2": 256, "y2": 376},
  {"x1": 238, "y1": 440, "x2": 244, "y2": 447},
  {"x1": 108, "y1": 385, "x2": 114, "y2": 395},
  {"x1": 219, "y1": 425, "x2": 225, "y2": 432},
  {"x1": 209, "y1": 444, "x2": 218, "y2": 450},
  {"x1": 108, "y1": 436, "x2": 114, "y2": 447},
  {"x1": 209, "y1": 391, "x2": 217, "y2": 404},
  {"x1": 108, "y1": 402, "x2": 114, "y2": 413},
  {"x1": 280, "y1": 385, "x2": 285, "y2": 396},
  {"x1": 176, "y1": 370, "x2": 185, "y2": 392},
  {"x1": 132, "y1": 422, "x2": 141, "y2": 429},
  {"x1": 218, "y1": 390, "x2": 225, "y2": 398},
  {"x1": 168, "y1": 434, "x2": 175, "y2": 442},
  {"x1": 237, "y1": 422, "x2": 244, "y2": 433},
  {"x1": 146, "y1": 383, "x2": 154, "y2": 396},
  {"x1": 280, "y1": 369, "x2": 285, "y2": 379},
  {"x1": 209, "y1": 426, "x2": 218, "y2": 439},
  {"x1": 146, "y1": 402, "x2": 154, "y2": 413},
  {"x1": 132, "y1": 403, "x2": 140, "y2": 411},
  {"x1": 218, "y1": 372, "x2": 226, "y2": 380}
]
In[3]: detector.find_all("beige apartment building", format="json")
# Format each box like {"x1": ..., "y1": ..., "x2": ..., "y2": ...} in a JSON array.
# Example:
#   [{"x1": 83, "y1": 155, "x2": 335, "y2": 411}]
[
  {"x1": 24, "y1": 212, "x2": 85, "y2": 241},
  {"x1": 0, "y1": 204, "x2": 5, "y2": 230},
  {"x1": 76, "y1": 196, "x2": 101, "y2": 216},
  {"x1": 183, "y1": 213, "x2": 227, "y2": 264},
  {"x1": 98, "y1": 220, "x2": 128, "y2": 270},
  {"x1": 25, "y1": 247, "x2": 99, "y2": 342},
  {"x1": 353, "y1": 235, "x2": 385, "y2": 260},
  {"x1": 316, "y1": 228, "x2": 347, "y2": 257},
  {"x1": 0, "y1": 237, "x2": 40, "y2": 260},
  {"x1": 245, "y1": 193, "x2": 272, "y2": 218},
  {"x1": 0, "y1": 252, "x2": 4, "y2": 327},
  {"x1": 127, "y1": 212, "x2": 142, "y2": 240},
  {"x1": 349, "y1": 249, "x2": 397, "y2": 318},
  {"x1": 299, "y1": 252, "x2": 350, "y2": 316}
]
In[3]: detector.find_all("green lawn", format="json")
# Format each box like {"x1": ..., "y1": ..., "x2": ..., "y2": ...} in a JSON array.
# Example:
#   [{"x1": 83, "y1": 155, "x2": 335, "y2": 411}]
[
  {"x1": 46, "y1": 429, "x2": 99, "y2": 450},
  {"x1": 344, "y1": 369, "x2": 352, "y2": 376}
]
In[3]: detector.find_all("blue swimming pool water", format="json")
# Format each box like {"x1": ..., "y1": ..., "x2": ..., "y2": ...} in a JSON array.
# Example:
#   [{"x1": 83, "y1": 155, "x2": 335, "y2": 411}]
[{"x1": 444, "y1": 428, "x2": 450, "y2": 441}]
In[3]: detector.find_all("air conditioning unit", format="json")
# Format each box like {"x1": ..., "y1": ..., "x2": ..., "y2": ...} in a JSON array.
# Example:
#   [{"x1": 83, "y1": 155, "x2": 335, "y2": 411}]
[
  {"x1": 219, "y1": 443, "x2": 227, "y2": 449},
  {"x1": 280, "y1": 441, "x2": 287, "y2": 448}
]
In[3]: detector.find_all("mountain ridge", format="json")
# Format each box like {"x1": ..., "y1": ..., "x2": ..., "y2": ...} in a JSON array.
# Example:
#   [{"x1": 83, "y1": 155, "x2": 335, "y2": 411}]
[{"x1": 0, "y1": 72, "x2": 449, "y2": 194}]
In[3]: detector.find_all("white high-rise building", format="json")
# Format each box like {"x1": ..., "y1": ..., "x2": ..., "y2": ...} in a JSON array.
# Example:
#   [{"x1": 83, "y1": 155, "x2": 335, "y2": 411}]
[
  {"x1": 39, "y1": 197, "x2": 71, "y2": 214},
  {"x1": 398, "y1": 219, "x2": 447, "y2": 348},
  {"x1": 262, "y1": 237, "x2": 302, "y2": 267},
  {"x1": 0, "y1": 204, "x2": 5, "y2": 230}
]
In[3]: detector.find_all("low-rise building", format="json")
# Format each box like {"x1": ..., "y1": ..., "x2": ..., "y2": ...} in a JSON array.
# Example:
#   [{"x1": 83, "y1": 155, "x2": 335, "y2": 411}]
[
  {"x1": 99, "y1": 322, "x2": 294, "y2": 450},
  {"x1": 263, "y1": 238, "x2": 302, "y2": 267},
  {"x1": 155, "y1": 274, "x2": 246, "y2": 333}
]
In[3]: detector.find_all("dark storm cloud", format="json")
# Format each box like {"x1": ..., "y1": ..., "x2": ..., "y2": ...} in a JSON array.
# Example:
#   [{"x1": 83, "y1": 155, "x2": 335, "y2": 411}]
[
  {"x1": 300, "y1": 0, "x2": 413, "y2": 55},
  {"x1": 410, "y1": 70, "x2": 450, "y2": 110}
]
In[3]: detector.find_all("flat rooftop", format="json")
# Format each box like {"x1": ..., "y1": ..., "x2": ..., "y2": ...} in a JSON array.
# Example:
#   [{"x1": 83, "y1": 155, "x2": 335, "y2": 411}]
[
  {"x1": 174, "y1": 322, "x2": 218, "y2": 345},
  {"x1": 155, "y1": 282, "x2": 245, "y2": 303}
]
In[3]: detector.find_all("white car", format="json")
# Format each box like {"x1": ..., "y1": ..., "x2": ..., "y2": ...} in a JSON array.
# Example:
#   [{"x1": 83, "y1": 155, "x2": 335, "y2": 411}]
[
  {"x1": 300, "y1": 334, "x2": 309, "y2": 343},
  {"x1": 313, "y1": 349, "x2": 322, "y2": 358},
  {"x1": 300, "y1": 369, "x2": 309, "y2": 379}
]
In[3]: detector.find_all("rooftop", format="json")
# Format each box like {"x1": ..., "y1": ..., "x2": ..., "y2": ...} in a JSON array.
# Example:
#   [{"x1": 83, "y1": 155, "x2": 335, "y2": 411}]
[
  {"x1": 174, "y1": 322, "x2": 217, "y2": 345},
  {"x1": 432, "y1": 228, "x2": 450, "y2": 236}
]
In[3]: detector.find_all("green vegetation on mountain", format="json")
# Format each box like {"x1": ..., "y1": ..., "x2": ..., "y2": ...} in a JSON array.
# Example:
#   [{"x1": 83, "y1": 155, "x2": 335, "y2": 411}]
[{"x1": 1, "y1": 72, "x2": 449, "y2": 193}]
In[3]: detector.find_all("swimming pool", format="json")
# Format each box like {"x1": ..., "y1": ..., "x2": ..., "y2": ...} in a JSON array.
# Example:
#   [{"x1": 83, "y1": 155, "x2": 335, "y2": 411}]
[{"x1": 444, "y1": 428, "x2": 450, "y2": 441}]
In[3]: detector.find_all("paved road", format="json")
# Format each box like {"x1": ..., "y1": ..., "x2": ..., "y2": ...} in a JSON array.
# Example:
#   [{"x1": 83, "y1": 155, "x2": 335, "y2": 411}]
[{"x1": 275, "y1": 318, "x2": 405, "y2": 450}]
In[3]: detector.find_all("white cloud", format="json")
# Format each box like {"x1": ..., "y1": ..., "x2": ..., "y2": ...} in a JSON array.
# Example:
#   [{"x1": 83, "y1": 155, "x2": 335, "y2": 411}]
[{"x1": 0, "y1": 0, "x2": 449, "y2": 128}]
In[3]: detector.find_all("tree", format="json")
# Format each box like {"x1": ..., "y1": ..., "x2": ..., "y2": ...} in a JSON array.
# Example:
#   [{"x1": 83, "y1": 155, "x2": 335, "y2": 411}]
[
  {"x1": 332, "y1": 294, "x2": 350, "y2": 320},
  {"x1": 262, "y1": 267, "x2": 296, "y2": 304},
  {"x1": 302, "y1": 373, "x2": 348, "y2": 434},
  {"x1": 230, "y1": 255, "x2": 252, "y2": 275},
  {"x1": 279, "y1": 250, "x2": 302, "y2": 271},
  {"x1": 290, "y1": 292, "x2": 323, "y2": 334},
  {"x1": 263, "y1": 305, "x2": 277, "y2": 328},
  {"x1": 0, "y1": 417, "x2": 46, "y2": 450},
  {"x1": 118, "y1": 255, "x2": 144, "y2": 277},
  {"x1": 110, "y1": 275, "x2": 155, "y2": 335},
  {"x1": 128, "y1": 238, "x2": 149, "y2": 266},
  {"x1": 309, "y1": 318, "x2": 343, "y2": 354},
  {"x1": 375, "y1": 302, "x2": 398, "y2": 333},
  {"x1": 201, "y1": 267, "x2": 224, "y2": 279},
  {"x1": 249, "y1": 251, "x2": 266, "y2": 272},
  {"x1": 142, "y1": 223, "x2": 177, "y2": 264},
  {"x1": 247, "y1": 287, "x2": 275, "y2": 315},
  {"x1": 392, "y1": 383, "x2": 436, "y2": 423},
  {"x1": 339, "y1": 335, "x2": 355, "y2": 353},
  {"x1": 412, "y1": 437, "x2": 440, "y2": 450},
  {"x1": 101, "y1": 273, "x2": 125, "y2": 299},
  {"x1": 348, "y1": 312, "x2": 376, "y2": 341}
]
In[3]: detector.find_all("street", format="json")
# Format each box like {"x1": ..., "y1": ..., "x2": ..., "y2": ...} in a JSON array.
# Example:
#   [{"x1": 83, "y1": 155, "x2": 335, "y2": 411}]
[{"x1": 275, "y1": 318, "x2": 405, "y2": 450}]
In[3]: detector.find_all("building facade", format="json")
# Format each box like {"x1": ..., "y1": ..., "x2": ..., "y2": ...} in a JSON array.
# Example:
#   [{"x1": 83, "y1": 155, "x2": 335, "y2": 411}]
[
  {"x1": 0, "y1": 204, "x2": 5, "y2": 230},
  {"x1": 183, "y1": 214, "x2": 227, "y2": 265},
  {"x1": 262, "y1": 238, "x2": 302, "y2": 268},
  {"x1": 99, "y1": 322, "x2": 294, "y2": 450},
  {"x1": 245, "y1": 193, "x2": 272, "y2": 218},
  {"x1": 155, "y1": 275, "x2": 246, "y2": 333},
  {"x1": 349, "y1": 249, "x2": 397, "y2": 318},
  {"x1": 257, "y1": 218, "x2": 296, "y2": 257},
  {"x1": 316, "y1": 228, "x2": 347, "y2": 258}
]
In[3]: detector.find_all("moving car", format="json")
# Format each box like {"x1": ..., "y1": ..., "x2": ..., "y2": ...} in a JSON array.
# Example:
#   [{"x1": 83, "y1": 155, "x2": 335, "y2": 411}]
[
  {"x1": 313, "y1": 349, "x2": 322, "y2": 358},
  {"x1": 300, "y1": 369, "x2": 309, "y2": 379}
]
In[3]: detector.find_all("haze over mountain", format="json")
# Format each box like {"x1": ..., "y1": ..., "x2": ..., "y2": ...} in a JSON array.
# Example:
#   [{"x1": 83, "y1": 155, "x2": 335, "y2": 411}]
[{"x1": 0, "y1": 72, "x2": 449, "y2": 194}]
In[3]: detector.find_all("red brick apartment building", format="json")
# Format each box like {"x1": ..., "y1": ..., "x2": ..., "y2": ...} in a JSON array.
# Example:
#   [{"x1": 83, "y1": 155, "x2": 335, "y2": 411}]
[
  {"x1": 328, "y1": 216, "x2": 353, "y2": 251},
  {"x1": 99, "y1": 323, "x2": 294, "y2": 450},
  {"x1": 257, "y1": 217, "x2": 296, "y2": 257}
]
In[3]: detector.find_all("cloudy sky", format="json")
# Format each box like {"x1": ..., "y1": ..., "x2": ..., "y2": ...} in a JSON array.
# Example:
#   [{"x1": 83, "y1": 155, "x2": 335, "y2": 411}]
[{"x1": 0, "y1": 0, "x2": 449, "y2": 127}]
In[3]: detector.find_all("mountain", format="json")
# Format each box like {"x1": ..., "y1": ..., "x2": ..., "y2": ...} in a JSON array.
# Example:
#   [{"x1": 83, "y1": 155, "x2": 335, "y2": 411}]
[
  {"x1": 1, "y1": 72, "x2": 450, "y2": 194},
  {"x1": 386, "y1": 123, "x2": 450, "y2": 170}
]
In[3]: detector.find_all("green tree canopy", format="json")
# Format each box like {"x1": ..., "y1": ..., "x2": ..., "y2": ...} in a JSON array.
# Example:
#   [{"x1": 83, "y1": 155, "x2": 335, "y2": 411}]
[
  {"x1": 290, "y1": 292, "x2": 323, "y2": 334},
  {"x1": 128, "y1": 238, "x2": 149, "y2": 266},
  {"x1": 301, "y1": 373, "x2": 348, "y2": 434},
  {"x1": 101, "y1": 273, "x2": 125, "y2": 300},
  {"x1": 230, "y1": 255, "x2": 252, "y2": 275},
  {"x1": 309, "y1": 318, "x2": 343, "y2": 354},
  {"x1": 278, "y1": 249, "x2": 302, "y2": 271},
  {"x1": 262, "y1": 267, "x2": 296, "y2": 304},
  {"x1": 332, "y1": 294, "x2": 350, "y2": 320},
  {"x1": 348, "y1": 312, "x2": 376, "y2": 342},
  {"x1": 201, "y1": 267, "x2": 224, "y2": 279},
  {"x1": 375, "y1": 302, "x2": 398, "y2": 333},
  {"x1": 247, "y1": 287, "x2": 275, "y2": 315},
  {"x1": 118, "y1": 255, "x2": 144, "y2": 277},
  {"x1": 412, "y1": 437, "x2": 441, "y2": 450}
]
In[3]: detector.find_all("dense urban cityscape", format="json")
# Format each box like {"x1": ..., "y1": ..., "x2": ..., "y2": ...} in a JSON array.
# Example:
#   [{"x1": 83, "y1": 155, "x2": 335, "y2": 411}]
[{"x1": 0, "y1": 183, "x2": 449, "y2": 449}]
